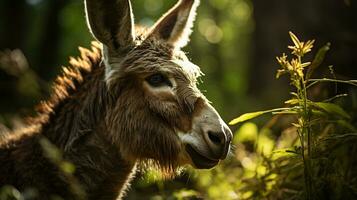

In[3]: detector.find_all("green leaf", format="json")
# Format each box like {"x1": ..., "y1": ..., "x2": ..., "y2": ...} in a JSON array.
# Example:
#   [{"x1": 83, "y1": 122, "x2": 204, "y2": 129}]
[
  {"x1": 313, "y1": 102, "x2": 350, "y2": 119},
  {"x1": 336, "y1": 120, "x2": 357, "y2": 132},
  {"x1": 272, "y1": 110, "x2": 298, "y2": 115},
  {"x1": 290, "y1": 92, "x2": 299, "y2": 98},
  {"x1": 229, "y1": 111, "x2": 267, "y2": 125},
  {"x1": 311, "y1": 109, "x2": 327, "y2": 117},
  {"x1": 285, "y1": 98, "x2": 300, "y2": 105},
  {"x1": 229, "y1": 108, "x2": 293, "y2": 125},
  {"x1": 322, "y1": 133, "x2": 357, "y2": 141},
  {"x1": 306, "y1": 42, "x2": 330, "y2": 79}
]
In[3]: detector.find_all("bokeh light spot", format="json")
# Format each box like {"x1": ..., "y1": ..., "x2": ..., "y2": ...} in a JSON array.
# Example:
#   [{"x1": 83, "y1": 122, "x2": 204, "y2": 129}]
[
  {"x1": 198, "y1": 19, "x2": 223, "y2": 44},
  {"x1": 144, "y1": 0, "x2": 163, "y2": 15},
  {"x1": 231, "y1": 1, "x2": 252, "y2": 23}
]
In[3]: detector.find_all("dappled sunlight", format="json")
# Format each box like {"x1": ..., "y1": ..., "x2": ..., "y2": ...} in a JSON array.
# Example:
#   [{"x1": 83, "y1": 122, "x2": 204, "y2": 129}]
[{"x1": 1, "y1": 0, "x2": 356, "y2": 199}]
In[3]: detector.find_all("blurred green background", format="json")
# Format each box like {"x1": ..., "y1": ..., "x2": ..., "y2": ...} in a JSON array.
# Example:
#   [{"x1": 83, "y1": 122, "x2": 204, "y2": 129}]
[
  {"x1": 0, "y1": 0, "x2": 356, "y2": 199},
  {"x1": 0, "y1": 0, "x2": 356, "y2": 122}
]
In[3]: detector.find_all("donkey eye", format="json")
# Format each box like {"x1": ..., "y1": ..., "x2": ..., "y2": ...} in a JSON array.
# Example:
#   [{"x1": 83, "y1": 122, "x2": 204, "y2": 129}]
[{"x1": 146, "y1": 73, "x2": 172, "y2": 87}]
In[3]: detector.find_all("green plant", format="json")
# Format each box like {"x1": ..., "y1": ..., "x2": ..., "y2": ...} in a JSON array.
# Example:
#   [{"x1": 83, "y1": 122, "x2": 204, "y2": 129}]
[{"x1": 228, "y1": 32, "x2": 357, "y2": 200}]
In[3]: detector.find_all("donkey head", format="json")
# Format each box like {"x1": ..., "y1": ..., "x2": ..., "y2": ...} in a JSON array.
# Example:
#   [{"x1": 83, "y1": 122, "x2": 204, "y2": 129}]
[{"x1": 85, "y1": 0, "x2": 232, "y2": 171}]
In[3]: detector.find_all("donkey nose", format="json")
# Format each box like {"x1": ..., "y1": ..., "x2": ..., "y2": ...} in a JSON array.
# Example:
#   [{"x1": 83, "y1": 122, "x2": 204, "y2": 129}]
[{"x1": 204, "y1": 125, "x2": 232, "y2": 159}]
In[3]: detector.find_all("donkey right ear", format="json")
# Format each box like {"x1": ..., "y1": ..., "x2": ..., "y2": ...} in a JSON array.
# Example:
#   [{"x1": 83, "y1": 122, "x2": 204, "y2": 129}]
[{"x1": 85, "y1": 0, "x2": 135, "y2": 51}]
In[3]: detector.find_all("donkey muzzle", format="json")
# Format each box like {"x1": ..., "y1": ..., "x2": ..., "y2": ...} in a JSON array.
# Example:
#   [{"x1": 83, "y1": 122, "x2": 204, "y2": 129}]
[{"x1": 180, "y1": 99, "x2": 233, "y2": 169}]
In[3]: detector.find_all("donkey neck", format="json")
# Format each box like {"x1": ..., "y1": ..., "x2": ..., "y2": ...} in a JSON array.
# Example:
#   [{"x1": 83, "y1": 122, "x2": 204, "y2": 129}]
[
  {"x1": 38, "y1": 52, "x2": 136, "y2": 198},
  {"x1": 41, "y1": 65, "x2": 110, "y2": 149}
]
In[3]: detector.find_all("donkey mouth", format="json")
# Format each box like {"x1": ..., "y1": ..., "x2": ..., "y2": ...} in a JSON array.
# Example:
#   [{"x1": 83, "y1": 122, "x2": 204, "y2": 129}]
[{"x1": 185, "y1": 144, "x2": 219, "y2": 169}]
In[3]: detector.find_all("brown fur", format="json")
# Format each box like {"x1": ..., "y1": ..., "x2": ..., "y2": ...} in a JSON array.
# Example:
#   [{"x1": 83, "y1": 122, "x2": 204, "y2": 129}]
[
  {"x1": 0, "y1": 42, "x2": 134, "y2": 199},
  {"x1": 0, "y1": 0, "x2": 231, "y2": 199},
  {"x1": 0, "y1": 38, "x2": 191, "y2": 199}
]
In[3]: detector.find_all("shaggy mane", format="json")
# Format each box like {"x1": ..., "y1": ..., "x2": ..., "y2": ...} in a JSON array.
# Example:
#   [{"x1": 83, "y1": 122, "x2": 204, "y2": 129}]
[{"x1": 35, "y1": 42, "x2": 102, "y2": 120}]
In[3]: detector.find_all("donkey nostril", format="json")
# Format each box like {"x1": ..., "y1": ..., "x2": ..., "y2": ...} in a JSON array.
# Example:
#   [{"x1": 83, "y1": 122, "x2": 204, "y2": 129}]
[{"x1": 208, "y1": 131, "x2": 223, "y2": 145}]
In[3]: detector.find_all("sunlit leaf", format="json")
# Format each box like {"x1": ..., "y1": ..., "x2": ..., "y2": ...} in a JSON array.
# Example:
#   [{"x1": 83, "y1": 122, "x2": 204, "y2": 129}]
[
  {"x1": 290, "y1": 92, "x2": 299, "y2": 98},
  {"x1": 291, "y1": 123, "x2": 300, "y2": 128},
  {"x1": 229, "y1": 111, "x2": 267, "y2": 125},
  {"x1": 230, "y1": 108, "x2": 295, "y2": 125},
  {"x1": 272, "y1": 110, "x2": 298, "y2": 115},
  {"x1": 285, "y1": 99, "x2": 300, "y2": 105}
]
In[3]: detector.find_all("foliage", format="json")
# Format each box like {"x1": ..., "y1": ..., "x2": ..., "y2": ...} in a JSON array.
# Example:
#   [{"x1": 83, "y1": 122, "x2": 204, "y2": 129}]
[{"x1": 131, "y1": 32, "x2": 357, "y2": 200}]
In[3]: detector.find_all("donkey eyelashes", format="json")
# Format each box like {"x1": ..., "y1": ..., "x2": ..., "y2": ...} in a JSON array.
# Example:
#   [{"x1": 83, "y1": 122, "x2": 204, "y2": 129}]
[{"x1": 146, "y1": 73, "x2": 173, "y2": 88}]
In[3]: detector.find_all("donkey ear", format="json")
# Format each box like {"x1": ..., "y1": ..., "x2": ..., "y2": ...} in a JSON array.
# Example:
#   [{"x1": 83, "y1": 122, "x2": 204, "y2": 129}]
[
  {"x1": 85, "y1": 0, "x2": 135, "y2": 51},
  {"x1": 147, "y1": 0, "x2": 199, "y2": 48}
]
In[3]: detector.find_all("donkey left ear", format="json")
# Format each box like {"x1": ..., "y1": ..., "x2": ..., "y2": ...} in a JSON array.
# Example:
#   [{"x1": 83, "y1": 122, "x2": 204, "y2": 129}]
[
  {"x1": 147, "y1": 0, "x2": 200, "y2": 48},
  {"x1": 85, "y1": 0, "x2": 135, "y2": 51}
]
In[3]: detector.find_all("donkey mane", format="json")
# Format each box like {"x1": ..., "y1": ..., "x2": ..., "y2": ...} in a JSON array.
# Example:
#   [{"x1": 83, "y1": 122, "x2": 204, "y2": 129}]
[
  {"x1": 0, "y1": 42, "x2": 102, "y2": 146},
  {"x1": 38, "y1": 42, "x2": 102, "y2": 117},
  {"x1": 31, "y1": 42, "x2": 105, "y2": 149}
]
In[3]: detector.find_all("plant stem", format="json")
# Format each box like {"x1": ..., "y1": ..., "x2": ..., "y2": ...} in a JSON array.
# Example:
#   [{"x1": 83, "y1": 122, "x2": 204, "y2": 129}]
[
  {"x1": 294, "y1": 54, "x2": 313, "y2": 200},
  {"x1": 307, "y1": 78, "x2": 357, "y2": 88},
  {"x1": 303, "y1": 69, "x2": 314, "y2": 200}
]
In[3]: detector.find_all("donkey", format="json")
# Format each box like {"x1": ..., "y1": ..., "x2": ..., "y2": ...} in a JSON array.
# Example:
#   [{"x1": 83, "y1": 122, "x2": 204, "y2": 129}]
[{"x1": 0, "y1": 0, "x2": 232, "y2": 199}]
